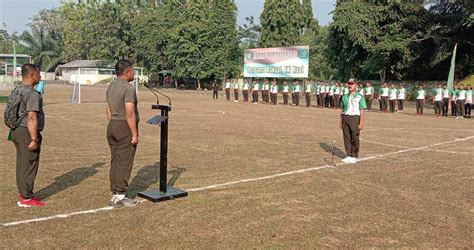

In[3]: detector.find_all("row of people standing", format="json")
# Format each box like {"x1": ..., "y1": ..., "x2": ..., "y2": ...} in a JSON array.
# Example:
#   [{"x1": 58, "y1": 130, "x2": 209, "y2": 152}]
[{"x1": 217, "y1": 79, "x2": 472, "y2": 118}]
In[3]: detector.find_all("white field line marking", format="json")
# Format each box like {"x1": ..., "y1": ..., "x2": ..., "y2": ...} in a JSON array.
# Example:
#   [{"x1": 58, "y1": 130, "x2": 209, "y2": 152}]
[
  {"x1": 2, "y1": 135, "x2": 473, "y2": 227},
  {"x1": 360, "y1": 138, "x2": 470, "y2": 155}
]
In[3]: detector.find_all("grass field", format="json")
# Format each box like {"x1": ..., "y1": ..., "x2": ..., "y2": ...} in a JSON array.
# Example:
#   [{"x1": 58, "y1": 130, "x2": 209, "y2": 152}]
[{"x1": 0, "y1": 84, "x2": 473, "y2": 248}]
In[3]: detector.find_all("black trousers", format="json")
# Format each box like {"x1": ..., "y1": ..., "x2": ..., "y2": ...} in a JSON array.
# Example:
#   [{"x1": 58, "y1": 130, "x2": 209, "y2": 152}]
[
  {"x1": 416, "y1": 99, "x2": 424, "y2": 114},
  {"x1": 294, "y1": 92, "x2": 300, "y2": 106},
  {"x1": 271, "y1": 93, "x2": 277, "y2": 105},
  {"x1": 329, "y1": 95, "x2": 334, "y2": 107},
  {"x1": 451, "y1": 101, "x2": 457, "y2": 116},
  {"x1": 234, "y1": 89, "x2": 239, "y2": 101},
  {"x1": 316, "y1": 94, "x2": 320, "y2": 106},
  {"x1": 389, "y1": 99, "x2": 396, "y2": 112},
  {"x1": 342, "y1": 115, "x2": 360, "y2": 158},
  {"x1": 381, "y1": 97, "x2": 389, "y2": 112},
  {"x1": 252, "y1": 90, "x2": 259, "y2": 103},
  {"x1": 283, "y1": 93, "x2": 289, "y2": 105},
  {"x1": 335, "y1": 94, "x2": 340, "y2": 108},
  {"x1": 305, "y1": 92, "x2": 311, "y2": 107},
  {"x1": 12, "y1": 127, "x2": 42, "y2": 199},
  {"x1": 213, "y1": 91, "x2": 218, "y2": 99},
  {"x1": 434, "y1": 101, "x2": 442, "y2": 115},
  {"x1": 107, "y1": 120, "x2": 137, "y2": 195},
  {"x1": 456, "y1": 100, "x2": 465, "y2": 117},
  {"x1": 243, "y1": 90, "x2": 249, "y2": 102},
  {"x1": 225, "y1": 89, "x2": 230, "y2": 101},
  {"x1": 398, "y1": 99, "x2": 404, "y2": 111},
  {"x1": 365, "y1": 95, "x2": 372, "y2": 110},
  {"x1": 442, "y1": 98, "x2": 449, "y2": 115},
  {"x1": 465, "y1": 103, "x2": 472, "y2": 116}
]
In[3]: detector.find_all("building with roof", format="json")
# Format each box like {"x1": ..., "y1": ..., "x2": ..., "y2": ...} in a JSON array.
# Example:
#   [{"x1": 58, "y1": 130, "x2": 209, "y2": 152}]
[{"x1": 56, "y1": 60, "x2": 147, "y2": 85}]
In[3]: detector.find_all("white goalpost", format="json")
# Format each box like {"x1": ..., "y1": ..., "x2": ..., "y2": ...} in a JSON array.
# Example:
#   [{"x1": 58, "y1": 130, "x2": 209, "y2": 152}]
[{"x1": 71, "y1": 68, "x2": 81, "y2": 104}]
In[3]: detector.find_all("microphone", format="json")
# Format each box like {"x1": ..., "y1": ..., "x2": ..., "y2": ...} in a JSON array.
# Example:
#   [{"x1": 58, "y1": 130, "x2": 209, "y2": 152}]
[
  {"x1": 144, "y1": 83, "x2": 160, "y2": 105},
  {"x1": 151, "y1": 85, "x2": 172, "y2": 107}
]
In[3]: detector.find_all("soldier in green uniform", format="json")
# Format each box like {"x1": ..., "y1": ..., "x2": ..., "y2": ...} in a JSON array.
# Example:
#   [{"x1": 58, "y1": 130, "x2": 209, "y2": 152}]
[
  {"x1": 105, "y1": 60, "x2": 140, "y2": 208},
  {"x1": 340, "y1": 79, "x2": 366, "y2": 164}
]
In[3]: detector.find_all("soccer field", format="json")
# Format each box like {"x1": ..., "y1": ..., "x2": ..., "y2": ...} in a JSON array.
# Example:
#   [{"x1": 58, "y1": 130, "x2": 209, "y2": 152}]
[{"x1": 0, "y1": 85, "x2": 472, "y2": 248}]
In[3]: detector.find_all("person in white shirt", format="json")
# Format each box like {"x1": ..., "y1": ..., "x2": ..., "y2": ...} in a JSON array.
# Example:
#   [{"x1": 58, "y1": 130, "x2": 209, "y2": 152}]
[
  {"x1": 379, "y1": 83, "x2": 390, "y2": 113},
  {"x1": 432, "y1": 83, "x2": 443, "y2": 117},
  {"x1": 389, "y1": 84, "x2": 398, "y2": 113},
  {"x1": 364, "y1": 82, "x2": 374, "y2": 111},
  {"x1": 319, "y1": 82, "x2": 326, "y2": 107},
  {"x1": 415, "y1": 85, "x2": 426, "y2": 115},
  {"x1": 225, "y1": 79, "x2": 231, "y2": 101},
  {"x1": 340, "y1": 79, "x2": 367, "y2": 164},
  {"x1": 242, "y1": 80, "x2": 250, "y2": 102},
  {"x1": 262, "y1": 79, "x2": 270, "y2": 103},
  {"x1": 270, "y1": 80, "x2": 278, "y2": 105},
  {"x1": 441, "y1": 83, "x2": 450, "y2": 116},
  {"x1": 233, "y1": 79, "x2": 239, "y2": 102},
  {"x1": 465, "y1": 84, "x2": 472, "y2": 118},
  {"x1": 358, "y1": 83, "x2": 365, "y2": 96},
  {"x1": 293, "y1": 80, "x2": 301, "y2": 106},
  {"x1": 315, "y1": 82, "x2": 321, "y2": 107},
  {"x1": 282, "y1": 81, "x2": 289, "y2": 105},
  {"x1": 334, "y1": 82, "x2": 342, "y2": 108},
  {"x1": 456, "y1": 84, "x2": 466, "y2": 119},
  {"x1": 305, "y1": 79, "x2": 312, "y2": 107},
  {"x1": 451, "y1": 84, "x2": 458, "y2": 116},
  {"x1": 252, "y1": 79, "x2": 260, "y2": 104},
  {"x1": 397, "y1": 83, "x2": 407, "y2": 112},
  {"x1": 328, "y1": 82, "x2": 336, "y2": 108},
  {"x1": 325, "y1": 83, "x2": 331, "y2": 107}
]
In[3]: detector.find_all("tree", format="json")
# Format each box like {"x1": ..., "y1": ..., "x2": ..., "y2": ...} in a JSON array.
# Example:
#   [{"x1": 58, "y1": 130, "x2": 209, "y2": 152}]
[
  {"x1": 166, "y1": 0, "x2": 240, "y2": 88},
  {"x1": 238, "y1": 16, "x2": 261, "y2": 49},
  {"x1": 19, "y1": 26, "x2": 62, "y2": 71},
  {"x1": 260, "y1": 0, "x2": 304, "y2": 47},
  {"x1": 60, "y1": 2, "x2": 94, "y2": 61}
]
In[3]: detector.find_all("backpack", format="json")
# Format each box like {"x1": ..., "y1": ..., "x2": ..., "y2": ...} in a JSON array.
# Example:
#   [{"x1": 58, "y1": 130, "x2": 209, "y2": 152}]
[{"x1": 4, "y1": 86, "x2": 35, "y2": 129}]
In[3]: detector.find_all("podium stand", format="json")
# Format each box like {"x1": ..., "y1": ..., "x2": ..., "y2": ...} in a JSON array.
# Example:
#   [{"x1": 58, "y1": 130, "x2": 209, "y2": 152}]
[{"x1": 138, "y1": 104, "x2": 188, "y2": 202}]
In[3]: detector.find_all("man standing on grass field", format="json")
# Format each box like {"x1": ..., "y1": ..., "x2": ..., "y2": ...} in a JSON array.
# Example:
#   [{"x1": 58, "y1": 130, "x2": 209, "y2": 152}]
[
  {"x1": 340, "y1": 79, "x2": 366, "y2": 164},
  {"x1": 212, "y1": 80, "x2": 219, "y2": 100},
  {"x1": 225, "y1": 79, "x2": 231, "y2": 101},
  {"x1": 442, "y1": 83, "x2": 450, "y2": 117},
  {"x1": 364, "y1": 82, "x2": 374, "y2": 111},
  {"x1": 455, "y1": 84, "x2": 466, "y2": 119},
  {"x1": 6, "y1": 64, "x2": 45, "y2": 207},
  {"x1": 465, "y1": 84, "x2": 472, "y2": 118},
  {"x1": 397, "y1": 83, "x2": 407, "y2": 112},
  {"x1": 415, "y1": 85, "x2": 426, "y2": 116},
  {"x1": 233, "y1": 79, "x2": 239, "y2": 103},
  {"x1": 251, "y1": 79, "x2": 259, "y2": 104},
  {"x1": 433, "y1": 83, "x2": 443, "y2": 117},
  {"x1": 282, "y1": 80, "x2": 289, "y2": 105},
  {"x1": 304, "y1": 79, "x2": 312, "y2": 107},
  {"x1": 105, "y1": 60, "x2": 140, "y2": 208}
]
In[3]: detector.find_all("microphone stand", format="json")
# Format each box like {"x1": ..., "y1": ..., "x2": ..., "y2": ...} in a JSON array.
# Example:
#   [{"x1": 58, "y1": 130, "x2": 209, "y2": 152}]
[{"x1": 139, "y1": 84, "x2": 187, "y2": 202}]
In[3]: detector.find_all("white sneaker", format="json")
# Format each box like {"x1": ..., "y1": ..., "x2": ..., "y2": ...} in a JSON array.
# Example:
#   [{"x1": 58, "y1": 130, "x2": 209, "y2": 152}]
[
  {"x1": 349, "y1": 157, "x2": 358, "y2": 164},
  {"x1": 341, "y1": 157, "x2": 352, "y2": 163}
]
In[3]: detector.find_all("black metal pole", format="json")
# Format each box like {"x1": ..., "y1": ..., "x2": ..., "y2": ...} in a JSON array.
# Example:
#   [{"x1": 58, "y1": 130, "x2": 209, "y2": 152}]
[{"x1": 160, "y1": 108, "x2": 168, "y2": 193}]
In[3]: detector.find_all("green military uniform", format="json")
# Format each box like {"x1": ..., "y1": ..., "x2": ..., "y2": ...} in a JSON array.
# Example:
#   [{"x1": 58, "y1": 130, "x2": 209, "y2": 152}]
[
  {"x1": 106, "y1": 79, "x2": 139, "y2": 195},
  {"x1": 11, "y1": 85, "x2": 45, "y2": 199}
]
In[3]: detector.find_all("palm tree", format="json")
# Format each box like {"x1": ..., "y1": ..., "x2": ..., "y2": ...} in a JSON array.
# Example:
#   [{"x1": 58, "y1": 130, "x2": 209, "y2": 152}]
[{"x1": 19, "y1": 26, "x2": 62, "y2": 72}]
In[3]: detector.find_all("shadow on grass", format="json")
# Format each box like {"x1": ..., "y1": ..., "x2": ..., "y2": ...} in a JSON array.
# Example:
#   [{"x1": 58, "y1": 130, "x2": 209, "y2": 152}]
[
  {"x1": 127, "y1": 162, "x2": 186, "y2": 198},
  {"x1": 35, "y1": 162, "x2": 105, "y2": 200},
  {"x1": 319, "y1": 142, "x2": 346, "y2": 159}
]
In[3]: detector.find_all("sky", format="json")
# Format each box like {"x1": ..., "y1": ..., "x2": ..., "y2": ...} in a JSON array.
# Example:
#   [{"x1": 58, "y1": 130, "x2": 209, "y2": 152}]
[{"x1": 0, "y1": 0, "x2": 335, "y2": 34}]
